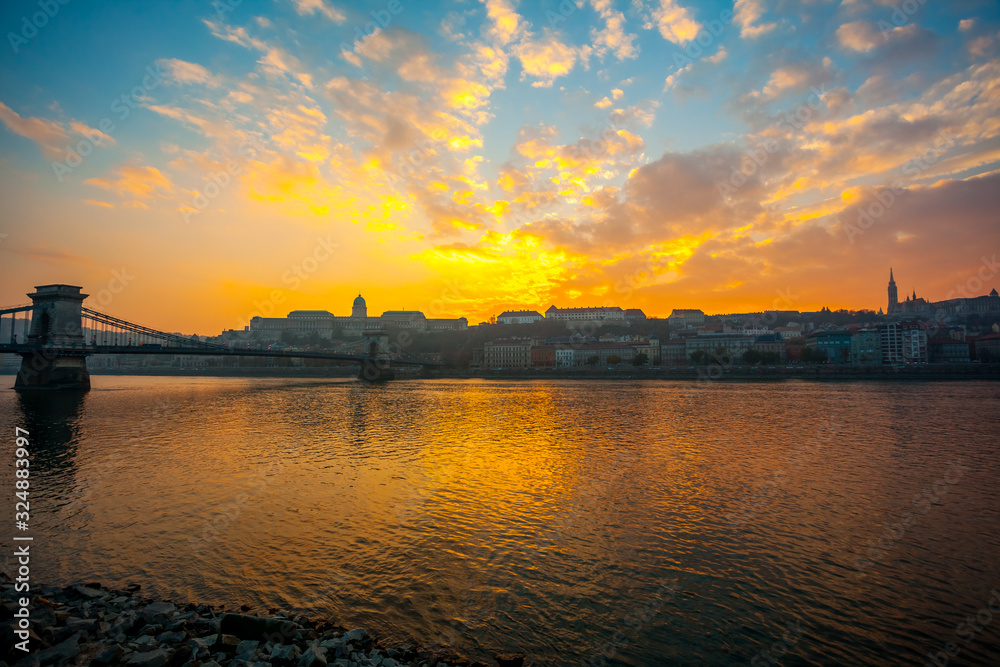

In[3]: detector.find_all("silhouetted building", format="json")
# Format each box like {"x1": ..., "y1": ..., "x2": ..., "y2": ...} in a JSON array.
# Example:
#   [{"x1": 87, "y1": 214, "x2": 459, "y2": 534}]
[
  {"x1": 807, "y1": 331, "x2": 852, "y2": 363},
  {"x1": 484, "y1": 338, "x2": 533, "y2": 368},
  {"x1": 929, "y1": 337, "x2": 970, "y2": 363},
  {"x1": 886, "y1": 269, "x2": 1000, "y2": 318},
  {"x1": 545, "y1": 305, "x2": 624, "y2": 321},
  {"x1": 498, "y1": 310, "x2": 543, "y2": 324},
  {"x1": 974, "y1": 334, "x2": 1000, "y2": 362},
  {"x1": 668, "y1": 309, "x2": 706, "y2": 328},
  {"x1": 887, "y1": 268, "x2": 899, "y2": 315},
  {"x1": 250, "y1": 294, "x2": 466, "y2": 340},
  {"x1": 753, "y1": 334, "x2": 785, "y2": 361},
  {"x1": 851, "y1": 330, "x2": 882, "y2": 364}
]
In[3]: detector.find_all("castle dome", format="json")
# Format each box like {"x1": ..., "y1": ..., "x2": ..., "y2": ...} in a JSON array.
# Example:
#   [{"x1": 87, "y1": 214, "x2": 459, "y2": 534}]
[{"x1": 353, "y1": 294, "x2": 366, "y2": 307}]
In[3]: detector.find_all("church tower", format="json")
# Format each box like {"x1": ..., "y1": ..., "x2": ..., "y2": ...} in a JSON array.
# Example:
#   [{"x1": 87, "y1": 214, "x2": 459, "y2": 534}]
[{"x1": 887, "y1": 268, "x2": 898, "y2": 315}]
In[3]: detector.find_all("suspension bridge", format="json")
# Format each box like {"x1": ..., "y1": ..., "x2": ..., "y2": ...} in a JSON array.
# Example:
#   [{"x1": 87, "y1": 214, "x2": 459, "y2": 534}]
[{"x1": 1, "y1": 284, "x2": 440, "y2": 389}]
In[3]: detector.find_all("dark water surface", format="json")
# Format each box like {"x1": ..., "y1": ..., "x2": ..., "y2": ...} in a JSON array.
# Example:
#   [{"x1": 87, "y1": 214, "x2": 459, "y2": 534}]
[{"x1": 2, "y1": 376, "x2": 999, "y2": 666}]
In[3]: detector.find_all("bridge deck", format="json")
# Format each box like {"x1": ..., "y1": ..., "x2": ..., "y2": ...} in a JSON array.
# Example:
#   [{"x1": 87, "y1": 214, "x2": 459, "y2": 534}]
[{"x1": 0, "y1": 344, "x2": 440, "y2": 367}]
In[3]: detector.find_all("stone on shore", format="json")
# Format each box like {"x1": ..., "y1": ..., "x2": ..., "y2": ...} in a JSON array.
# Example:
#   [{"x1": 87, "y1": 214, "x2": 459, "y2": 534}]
[
  {"x1": 29, "y1": 634, "x2": 80, "y2": 665},
  {"x1": 495, "y1": 653, "x2": 526, "y2": 667},
  {"x1": 0, "y1": 578, "x2": 527, "y2": 667},
  {"x1": 72, "y1": 585, "x2": 105, "y2": 600},
  {"x1": 125, "y1": 647, "x2": 172, "y2": 666},
  {"x1": 92, "y1": 644, "x2": 123, "y2": 665},
  {"x1": 297, "y1": 644, "x2": 328, "y2": 666},
  {"x1": 220, "y1": 613, "x2": 299, "y2": 641},
  {"x1": 140, "y1": 601, "x2": 176, "y2": 625}
]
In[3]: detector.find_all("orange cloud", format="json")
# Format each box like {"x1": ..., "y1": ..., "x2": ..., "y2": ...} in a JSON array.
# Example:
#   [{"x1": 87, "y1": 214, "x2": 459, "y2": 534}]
[
  {"x1": 84, "y1": 165, "x2": 175, "y2": 199},
  {"x1": 0, "y1": 102, "x2": 69, "y2": 159},
  {"x1": 515, "y1": 33, "x2": 579, "y2": 87},
  {"x1": 650, "y1": 0, "x2": 701, "y2": 45}
]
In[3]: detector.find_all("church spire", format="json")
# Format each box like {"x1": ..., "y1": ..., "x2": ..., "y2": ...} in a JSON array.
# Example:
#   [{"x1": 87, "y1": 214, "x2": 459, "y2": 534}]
[{"x1": 887, "y1": 267, "x2": 899, "y2": 315}]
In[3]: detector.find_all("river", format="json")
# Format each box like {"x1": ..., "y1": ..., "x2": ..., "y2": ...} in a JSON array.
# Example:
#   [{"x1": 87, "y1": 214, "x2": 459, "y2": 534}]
[{"x1": 2, "y1": 376, "x2": 999, "y2": 665}]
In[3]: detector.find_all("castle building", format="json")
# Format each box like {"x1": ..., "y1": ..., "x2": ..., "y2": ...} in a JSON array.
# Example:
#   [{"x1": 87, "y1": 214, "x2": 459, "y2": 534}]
[
  {"x1": 249, "y1": 294, "x2": 467, "y2": 340},
  {"x1": 352, "y1": 294, "x2": 367, "y2": 318},
  {"x1": 545, "y1": 305, "x2": 625, "y2": 321}
]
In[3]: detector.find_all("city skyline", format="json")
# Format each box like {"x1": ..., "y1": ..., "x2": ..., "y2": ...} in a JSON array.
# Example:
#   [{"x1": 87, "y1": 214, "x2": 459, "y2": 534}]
[{"x1": 2, "y1": 0, "x2": 999, "y2": 334}]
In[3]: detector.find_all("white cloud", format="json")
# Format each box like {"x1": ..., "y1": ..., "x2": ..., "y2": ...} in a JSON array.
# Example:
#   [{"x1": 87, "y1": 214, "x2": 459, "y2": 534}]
[
  {"x1": 836, "y1": 21, "x2": 879, "y2": 52},
  {"x1": 157, "y1": 58, "x2": 221, "y2": 87},
  {"x1": 649, "y1": 0, "x2": 701, "y2": 45},
  {"x1": 288, "y1": 0, "x2": 345, "y2": 24},
  {"x1": 734, "y1": 0, "x2": 777, "y2": 39}
]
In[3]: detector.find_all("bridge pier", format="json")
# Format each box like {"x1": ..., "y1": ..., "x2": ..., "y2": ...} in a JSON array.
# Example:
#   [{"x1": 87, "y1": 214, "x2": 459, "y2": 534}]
[
  {"x1": 14, "y1": 285, "x2": 91, "y2": 391},
  {"x1": 358, "y1": 330, "x2": 394, "y2": 382},
  {"x1": 358, "y1": 358, "x2": 395, "y2": 382}
]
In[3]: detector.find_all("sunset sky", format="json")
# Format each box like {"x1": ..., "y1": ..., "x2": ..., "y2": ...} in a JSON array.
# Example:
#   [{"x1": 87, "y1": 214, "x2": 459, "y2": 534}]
[{"x1": 1, "y1": 0, "x2": 999, "y2": 333}]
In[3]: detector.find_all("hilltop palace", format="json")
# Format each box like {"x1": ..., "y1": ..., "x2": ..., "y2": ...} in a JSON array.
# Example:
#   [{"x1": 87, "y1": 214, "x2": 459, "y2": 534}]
[{"x1": 248, "y1": 294, "x2": 467, "y2": 341}]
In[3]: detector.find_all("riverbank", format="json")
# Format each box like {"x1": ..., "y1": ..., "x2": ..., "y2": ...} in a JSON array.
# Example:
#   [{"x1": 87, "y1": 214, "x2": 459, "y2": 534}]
[
  {"x1": 443, "y1": 364, "x2": 1000, "y2": 381},
  {"x1": 3, "y1": 364, "x2": 997, "y2": 382},
  {"x1": 1, "y1": 580, "x2": 524, "y2": 667}
]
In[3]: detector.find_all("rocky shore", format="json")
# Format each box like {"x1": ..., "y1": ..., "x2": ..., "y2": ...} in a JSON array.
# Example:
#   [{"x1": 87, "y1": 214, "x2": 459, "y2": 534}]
[{"x1": 1, "y1": 581, "x2": 526, "y2": 667}]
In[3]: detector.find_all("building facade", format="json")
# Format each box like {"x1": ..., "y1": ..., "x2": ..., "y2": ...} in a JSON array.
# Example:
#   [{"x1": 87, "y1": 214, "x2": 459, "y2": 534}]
[
  {"x1": 928, "y1": 338, "x2": 970, "y2": 363},
  {"x1": 887, "y1": 269, "x2": 1000, "y2": 318},
  {"x1": 685, "y1": 334, "x2": 753, "y2": 360},
  {"x1": 808, "y1": 331, "x2": 852, "y2": 363},
  {"x1": 668, "y1": 309, "x2": 707, "y2": 328},
  {"x1": 483, "y1": 339, "x2": 533, "y2": 368},
  {"x1": 498, "y1": 310, "x2": 544, "y2": 324},
  {"x1": 249, "y1": 295, "x2": 467, "y2": 340},
  {"x1": 881, "y1": 322, "x2": 904, "y2": 364},
  {"x1": 545, "y1": 305, "x2": 625, "y2": 321},
  {"x1": 851, "y1": 330, "x2": 882, "y2": 364}
]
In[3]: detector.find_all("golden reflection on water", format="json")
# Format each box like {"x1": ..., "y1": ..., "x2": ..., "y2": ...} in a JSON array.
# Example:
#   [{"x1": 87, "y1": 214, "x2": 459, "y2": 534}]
[{"x1": 2, "y1": 376, "x2": 1000, "y2": 665}]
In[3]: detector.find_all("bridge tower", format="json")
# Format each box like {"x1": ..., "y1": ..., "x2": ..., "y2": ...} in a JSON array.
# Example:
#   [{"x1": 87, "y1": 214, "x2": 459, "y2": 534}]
[
  {"x1": 358, "y1": 330, "x2": 393, "y2": 381},
  {"x1": 15, "y1": 284, "x2": 91, "y2": 390}
]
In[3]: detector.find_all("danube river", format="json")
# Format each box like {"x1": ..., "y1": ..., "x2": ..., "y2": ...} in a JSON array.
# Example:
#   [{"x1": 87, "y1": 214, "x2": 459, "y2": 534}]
[{"x1": 3, "y1": 376, "x2": 999, "y2": 665}]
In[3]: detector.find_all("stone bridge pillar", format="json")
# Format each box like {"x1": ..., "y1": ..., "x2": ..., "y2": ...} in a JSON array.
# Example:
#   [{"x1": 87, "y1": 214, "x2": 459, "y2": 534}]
[
  {"x1": 15, "y1": 284, "x2": 91, "y2": 390},
  {"x1": 359, "y1": 330, "x2": 394, "y2": 382}
]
